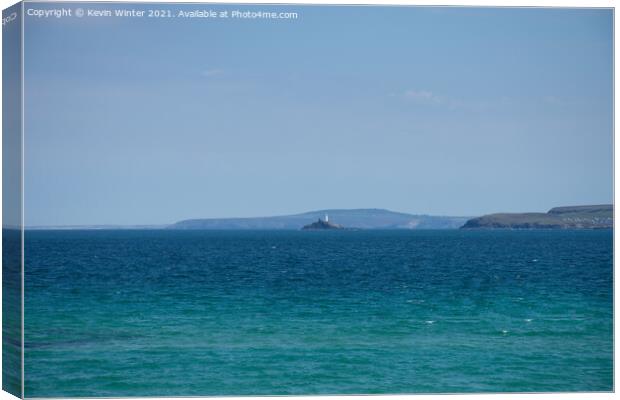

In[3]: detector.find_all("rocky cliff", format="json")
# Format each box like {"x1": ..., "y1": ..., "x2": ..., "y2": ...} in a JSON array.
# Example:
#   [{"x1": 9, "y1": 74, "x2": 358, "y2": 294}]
[{"x1": 461, "y1": 204, "x2": 612, "y2": 229}]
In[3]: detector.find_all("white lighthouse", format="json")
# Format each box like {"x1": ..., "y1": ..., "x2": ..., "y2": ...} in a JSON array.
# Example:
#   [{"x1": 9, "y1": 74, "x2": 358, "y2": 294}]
[{"x1": 325, "y1": 214, "x2": 329, "y2": 222}]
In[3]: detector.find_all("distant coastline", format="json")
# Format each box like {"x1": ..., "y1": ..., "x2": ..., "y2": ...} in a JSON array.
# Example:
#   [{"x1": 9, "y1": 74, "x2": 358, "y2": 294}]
[
  {"x1": 24, "y1": 209, "x2": 468, "y2": 230},
  {"x1": 24, "y1": 204, "x2": 613, "y2": 230},
  {"x1": 25, "y1": 224, "x2": 168, "y2": 231},
  {"x1": 461, "y1": 205, "x2": 612, "y2": 229},
  {"x1": 168, "y1": 209, "x2": 469, "y2": 230}
]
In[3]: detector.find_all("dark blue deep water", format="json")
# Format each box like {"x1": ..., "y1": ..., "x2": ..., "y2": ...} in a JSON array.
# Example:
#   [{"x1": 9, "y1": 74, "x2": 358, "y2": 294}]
[{"x1": 24, "y1": 230, "x2": 613, "y2": 397}]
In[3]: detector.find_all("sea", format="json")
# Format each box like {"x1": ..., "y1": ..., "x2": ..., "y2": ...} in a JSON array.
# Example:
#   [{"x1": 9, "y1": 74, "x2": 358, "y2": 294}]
[{"x1": 23, "y1": 229, "x2": 613, "y2": 397}]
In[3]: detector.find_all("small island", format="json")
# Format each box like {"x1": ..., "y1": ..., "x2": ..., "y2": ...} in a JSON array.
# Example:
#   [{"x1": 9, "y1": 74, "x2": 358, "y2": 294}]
[{"x1": 302, "y1": 214, "x2": 344, "y2": 230}]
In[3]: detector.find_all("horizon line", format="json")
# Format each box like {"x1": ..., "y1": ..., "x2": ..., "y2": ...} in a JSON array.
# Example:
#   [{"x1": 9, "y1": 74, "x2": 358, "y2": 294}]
[{"x1": 13, "y1": 203, "x2": 614, "y2": 229}]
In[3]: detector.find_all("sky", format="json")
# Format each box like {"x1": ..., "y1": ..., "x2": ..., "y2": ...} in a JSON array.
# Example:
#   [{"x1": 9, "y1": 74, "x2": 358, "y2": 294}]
[{"x1": 22, "y1": 3, "x2": 613, "y2": 226}]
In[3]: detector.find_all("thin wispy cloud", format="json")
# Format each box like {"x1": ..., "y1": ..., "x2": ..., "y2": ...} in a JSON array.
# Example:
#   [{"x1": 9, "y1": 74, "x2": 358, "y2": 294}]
[
  {"x1": 397, "y1": 89, "x2": 496, "y2": 113},
  {"x1": 543, "y1": 95, "x2": 564, "y2": 105},
  {"x1": 403, "y1": 89, "x2": 443, "y2": 104},
  {"x1": 201, "y1": 68, "x2": 224, "y2": 77}
]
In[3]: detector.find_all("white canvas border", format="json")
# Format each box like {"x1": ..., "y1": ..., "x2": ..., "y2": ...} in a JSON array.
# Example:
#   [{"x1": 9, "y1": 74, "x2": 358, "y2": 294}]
[{"x1": 0, "y1": 0, "x2": 615, "y2": 399}]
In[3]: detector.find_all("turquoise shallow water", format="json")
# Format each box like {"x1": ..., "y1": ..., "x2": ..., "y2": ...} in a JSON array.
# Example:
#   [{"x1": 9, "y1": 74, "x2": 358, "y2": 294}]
[{"x1": 24, "y1": 229, "x2": 612, "y2": 396}]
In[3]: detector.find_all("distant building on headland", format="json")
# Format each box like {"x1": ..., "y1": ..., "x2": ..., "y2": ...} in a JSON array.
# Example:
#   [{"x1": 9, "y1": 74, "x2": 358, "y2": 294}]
[{"x1": 302, "y1": 214, "x2": 343, "y2": 230}]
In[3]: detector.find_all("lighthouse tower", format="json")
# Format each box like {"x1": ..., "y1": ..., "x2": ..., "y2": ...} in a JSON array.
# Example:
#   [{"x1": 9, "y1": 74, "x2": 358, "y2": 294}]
[{"x1": 325, "y1": 214, "x2": 329, "y2": 222}]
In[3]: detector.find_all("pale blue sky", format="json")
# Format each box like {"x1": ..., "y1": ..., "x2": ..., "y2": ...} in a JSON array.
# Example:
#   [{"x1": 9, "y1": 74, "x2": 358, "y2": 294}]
[{"x1": 23, "y1": 4, "x2": 613, "y2": 225}]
